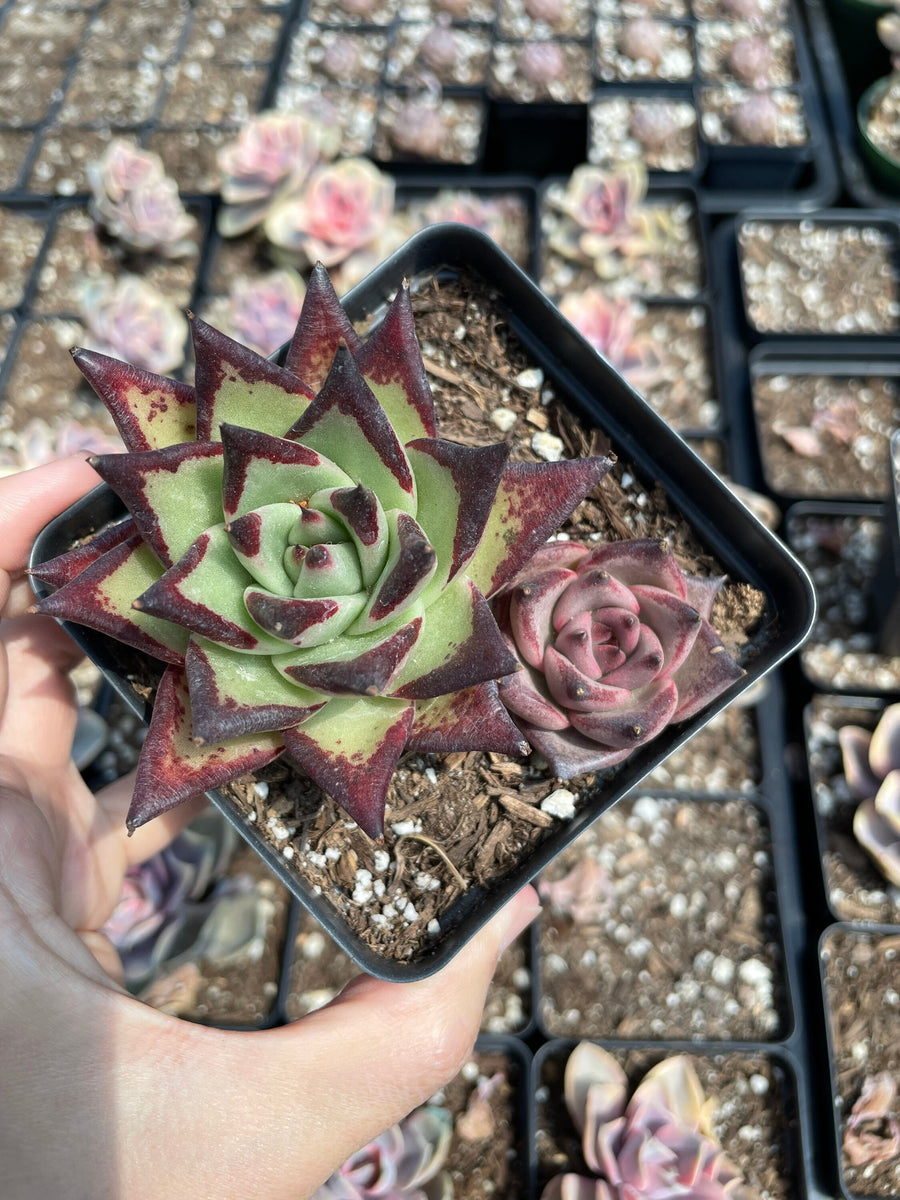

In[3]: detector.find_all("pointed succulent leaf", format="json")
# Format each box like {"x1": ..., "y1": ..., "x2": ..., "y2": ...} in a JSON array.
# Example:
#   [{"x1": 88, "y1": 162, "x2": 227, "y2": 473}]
[
  {"x1": 466, "y1": 457, "x2": 614, "y2": 599},
  {"x1": 136, "y1": 525, "x2": 287, "y2": 653},
  {"x1": 839, "y1": 726, "x2": 879, "y2": 800},
  {"x1": 629, "y1": 1055, "x2": 714, "y2": 1134},
  {"x1": 390, "y1": 575, "x2": 520, "y2": 700},
  {"x1": 36, "y1": 535, "x2": 189, "y2": 664},
  {"x1": 854, "y1": 789, "x2": 900, "y2": 887},
  {"x1": 307, "y1": 484, "x2": 389, "y2": 589},
  {"x1": 542, "y1": 645, "x2": 634, "y2": 713},
  {"x1": 868, "y1": 702, "x2": 900, "y2": 780},
  {"x1": 350, "y1": 510, "x2": 437, "y2": 634},
  {"x1": 244, "y1": 587, "x2": 367, "y2": 648},
  {"x1": 284, "y1": 261, "x2": 362, "y2": 390},
  {"x1": 220, "y1": 423, "x2": 352, "y2": 521},
  {"x1": 185, "y1": 638, "x2": 325, "y2": 742},
  {"x1": 288, "y1": 504, "x2": 346, "y2": 548},
  {"x1": 30, "y1": 516, "x2": 137, "y2": 589},
  {"x1": 569, "y1": 677, "x2": 679, "y2": 748},
  {"x1": 670, "y1": 621, "x2": 745, "y2": 722},
  {"x1": 630, "y1": 585, "x2": 703, "y2": 675},
  {"x1": 190, "y1": 314, "x2": 314, "y2": 442},
  {"x1": 564, "y1": 1043, "x2": 629, "y2": 1136},
  {"x1": 406, "y1": 682, "x2": 529, "y2": 756},
  {"x1": 294, "y1": 540, "x2": 364, "y2": 598},
  {"x1": 497, "y1": 658, "x2": 570, "y2": 731},
  {"x1": 227, "y1": 504, "x2": 302, "y2": 595},
  {"x1": 405, "y1": 438, "x2": 510, "y2": 600},
  {"x1": 509, "y1": 566, "x2": 584, "y2": 669},
  {"x1": 277, "y1": 615, "x2": 422, "y2": 695},
  {"x1": 354, "y1": 282, "x2": 438, "y2": 444},
  {"x1": 90, "y1": 442, "x2": 224, "y2": 567},
  {"x1": 126, "y1": 667, "x2": 283, "y2": 831},
  {"x1": 286, "y1": 344, "x2": 417, "y2": 516},
  {"x1": 516, "y1": 722, "x2": 632, "y2": 779},
  {"x1": 583, "y1": 537, "x2": 689, "y2": 599},
  {"x1": 72, "y1": 347, "x2": 197, "y2": 451},
  {"x1": 281, "y1": 695, "x2": 415, "y2": 838}
]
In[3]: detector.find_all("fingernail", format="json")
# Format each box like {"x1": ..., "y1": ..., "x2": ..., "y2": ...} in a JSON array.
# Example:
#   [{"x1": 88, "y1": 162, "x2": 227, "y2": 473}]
[{"x1": 498, "y1": 891, "x2": 542, "y2": 954}]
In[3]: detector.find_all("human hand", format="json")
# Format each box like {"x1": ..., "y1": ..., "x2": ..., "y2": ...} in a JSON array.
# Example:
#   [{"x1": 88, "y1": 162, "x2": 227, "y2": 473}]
[{"x1": 0, "y1": 457, "x2": 540, "y2": 1200}]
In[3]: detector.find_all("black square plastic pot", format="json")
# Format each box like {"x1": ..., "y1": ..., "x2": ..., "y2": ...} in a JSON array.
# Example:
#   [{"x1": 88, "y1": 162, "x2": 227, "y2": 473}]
[{"x1": 30, "y1": 224, "x2": 815, "y2": 982}]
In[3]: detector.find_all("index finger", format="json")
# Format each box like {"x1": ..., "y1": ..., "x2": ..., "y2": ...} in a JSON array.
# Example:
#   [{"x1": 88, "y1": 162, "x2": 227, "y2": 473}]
[{"x1": 0, "y1": 457, "x2": 101, "y2": 574}]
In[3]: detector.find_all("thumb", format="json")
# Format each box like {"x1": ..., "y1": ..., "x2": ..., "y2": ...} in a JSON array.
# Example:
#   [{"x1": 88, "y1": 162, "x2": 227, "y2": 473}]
[{"x1": 177, "y1": 886, "x2": 540, "y2": 1200}]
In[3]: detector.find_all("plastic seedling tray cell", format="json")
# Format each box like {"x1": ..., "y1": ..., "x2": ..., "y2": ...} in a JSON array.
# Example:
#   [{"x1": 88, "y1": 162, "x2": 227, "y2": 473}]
[{"x1": 30, "y1": 224, "x2": 816, "y2": 982}]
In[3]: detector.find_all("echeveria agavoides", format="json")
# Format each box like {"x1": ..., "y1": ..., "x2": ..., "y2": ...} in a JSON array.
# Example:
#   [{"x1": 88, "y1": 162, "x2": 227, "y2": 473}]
[
  {"x1": 495, "y1": 537, "x2": 744, "y2": 779},
  {"x1": 34, "y1": 265, "x2": 612, "y2": 839}
]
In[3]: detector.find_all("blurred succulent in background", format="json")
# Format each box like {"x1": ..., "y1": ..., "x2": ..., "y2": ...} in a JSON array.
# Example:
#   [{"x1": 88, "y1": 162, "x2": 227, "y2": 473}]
[
  {"x1": 730, "y1": 91, "x2": 780, "y2": 143},
  {"x1": 557, "y1": 289, "x2": 664, "y2": 393},
  {"x1": 0, "y1": 417, "x2": 123, "y2": 477},
  {"x1": 495, "y1": 537, "x2": 743, "y2": 778},
  {"x1": 390, "y1": 96, "x2": 449, "y2": 159},
  {"x1": 839, "y1": 703, "x2": 900, "y2": 886},
  {"x1": 538, "y1": 854, "x2": 614, "y2": 924},
  {"x1": 545, "y1": 162, "x2": 679, "y2": 289},
  {"x1": 518, "y1": 41, "x2": 567, "y2": 84},
  {"x1": 217, "y1": 111, "x2": 341, "y2": 237},
  {"x1": 205, "y1": 269, "x2": 307, "y2": 358},
  {"x1": 541, "y1": 1043, "x2": 759, "y2": 1200},
  {"x1": 877, "y1": 10, "x2": 900, "y2": 68},
  {"x1": 265, "y1": 157, "x2": 395, "y2": 270},
  {"x1": 101, "y1": 808, "x2": 239, "y2": 989},
  {"x1": 627, "y1": 101, "x2": 682, "y2": 152},
  {"x1": 417, "y1": 189, "x2": 530, "y2": 265},
  {"x1": 843, "y1": 1072, "x2": 900, "y2": 1167},
  {"x1": 88, "y1": 138, "x2": 198, "y2": 259},
  {"x1": 35, "y1": 265, "x2": 610, "y2": 840},
  {"x1": 313, "y1": 1106, "x2": 453, "y2": 1199},
  {"x1": 79, "y1": 274, "x2": 189, "y2": 374},
  {"x1": 618, "y1": 17, "x2": 666, "y2": 66},
  {"x1": 728, "y1": 35, "x2": 774, "y2": 86}
]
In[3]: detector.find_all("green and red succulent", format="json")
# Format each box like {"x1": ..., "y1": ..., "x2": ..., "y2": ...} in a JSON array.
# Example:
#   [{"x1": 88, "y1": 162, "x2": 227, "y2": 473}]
[{"x1": 33, "y1": 266, "x2": 611, "y2": 839}]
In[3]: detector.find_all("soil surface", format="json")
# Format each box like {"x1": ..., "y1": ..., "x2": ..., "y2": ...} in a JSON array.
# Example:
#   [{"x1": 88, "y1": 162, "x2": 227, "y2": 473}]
[
  {"x1": 536, "y1": 794, "x2": 786, "y2": 1040},
  {"x1": 786, "y1": 509, "x2": 900, "y2": 693},
  {"x1": 699, "y1": 85, "x2": 808, "y2": 146},
  {"x1": 0, "y1": 208, "x2": 45, "y2": 310},
  {"x1": 589, "y1": 97, "x2": 699, "y2": 172},
  {"x1": 536, "y1": 1044, "x2": 801, "y2": 1199},
  {"x1": 805, "y1": 695, "x2": 900, "y2": 925},
  {"x1": 594, "y1": 18, "x2": 694, "y2": 82},
  {"x1": 822, "y1": 927, "x2": 900, "y2": 1198},
  {"x1": 738, "y1": 220, "x2": 900, "y2": 335},
  {"x1": 488, "y1": 40, "x2": 593, "y2": 104},
  {"x1": 634, "y1": 303, "x2": 719, "y2": 430},
  {"x1": 752, "y1": 371, "x2": 900, "y2": 500},
  {"x1": 696, "y1": 23, "x2": 798, "y2": 87}
]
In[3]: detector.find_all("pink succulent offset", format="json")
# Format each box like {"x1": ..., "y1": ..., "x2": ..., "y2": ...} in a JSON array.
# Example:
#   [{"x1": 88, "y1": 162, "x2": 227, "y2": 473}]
[
  {"x1": 214, "y1": 269, "x2": 307, "y2": 358},
  {"x1": 88, "y1": 138, "x2": 197, "y2": 259},
  {"x1": 557, "y1": 289, "x2": 664, "y2": 393},
  {"x1": 34, "y1": 265, "x2": 611, "y2": 839},
  {"x1": 313, "y1": 1106, "x2": 452, "y2": 1199},
  {"x1": 79, "y1": 274, "x2": 189, "y2": 376},
  {"x1": 217, "y1": 111, "x2": 339, "y2": 237},
  {"x1": 541, "y1": 1043, "x2": 759, "y2": 1200},
  {"x1": 839, "y1": 703, "x2": 900, "y2": 887},
  {"x1": 495, "y1": 537, "x2": 743, "y2": 778},
  {"x1": 265, "y1": 158, "x2": 396, "y2": 269}
]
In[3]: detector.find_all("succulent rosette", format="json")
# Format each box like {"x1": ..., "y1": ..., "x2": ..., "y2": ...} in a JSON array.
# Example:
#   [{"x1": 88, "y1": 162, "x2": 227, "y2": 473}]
[
  {"x1": 541, "y1": 1043, "x2": 759, "y2": 1200},
  {"x1": 87, "y1": 138, "x2": 197, "y2": 259},
  {"x1": 839, "y1": 703, "x2": 900, "y2": 887},
  {"x1": 557, "y1": 290, "x2": 664, "y2": 393},
  {"x1": 313, "y1": 1106, "x2": 452, "y2": 1199},
  {"x1": 34, "y1": 266, "x2": 611, "y2": 839},
  {"x1": 495, "y1": 538, "x2": 744, "y2": 779},
  {"x1": 79, "y1": 275, "x2": 189, "y2": 375},
  {"x1": 265, "y1": 157, "x2": 396, "y2": 269}
]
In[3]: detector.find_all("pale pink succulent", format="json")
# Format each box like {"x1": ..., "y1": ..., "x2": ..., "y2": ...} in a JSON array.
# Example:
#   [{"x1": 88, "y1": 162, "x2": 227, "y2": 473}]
[
  {"x1": 419, "y1": 24, "x2": 460, "y2": 71},
  {"x1": 619, "y1": 17, "x2": 666, "y2": 66},
  {"x1": 628, "y1": 102, "x2": 681, "y2": 151},
  {"x1": 217, "y1": 111, "x2": 339, "y2": 237},
  {"x1": 518, "y1": 41, "x2": 567, "y2": 83},
  {"x1": 728, "y1": 35, "x2": 773, "y2": 86},
  {"x1": 538, "y1": 856, "x2": 614, "y2": 924},
  {"x1": 88, "y1": 138, "x2": 197, "y2": 259},
  {"x1": 557, "y1": 289, "x2": 664, "y2": 393},
  {"x1": 524, "y1": 0, "x2": 568, "y2": 26},
  {"x1": 214, "y1": 269, "x2": 307, "y2": 358},
  {"x1": 722, "y1": 0, "x2": 763, "y2": 20},
  {"x1": 495, "y1": 538, "x2": 743, "y2": 778},
  {"x1": 0, "y1": 418, "x2": 123, "y2": 477},
  {"x1": 389, "y1": 98, "x2": 448, "y2": 159},
  {"x1": 843, "y1": 1073, "x2": 900, "y2": 1167},
  {"x1": 79, "y1": 275, "x2": 188, "y2": 375},
  {"x1": 839, "y1": 703, "x2": 900, "y2": 887},
  {"x1": 540, "y1": 1044, "x2": 759, "y2": 1200},
  {"x1": 312, "y1": 1106, "x2": 453, "y2": 1199},
  {"x1": 551, "y1": 161, "x2": 646, "y2": 247},
  {"x1": 730, "y1": 92, "x2": 780, "y2": 143},
  {"x1": 321, "y1": 35, "x2": 363, "y2": 79},
  {"x1": 419, "y1": 190, "x2": 529, "y2": 262},
  {"x1": 264, "y1": 157, "x2": 395, "y2": 269}
]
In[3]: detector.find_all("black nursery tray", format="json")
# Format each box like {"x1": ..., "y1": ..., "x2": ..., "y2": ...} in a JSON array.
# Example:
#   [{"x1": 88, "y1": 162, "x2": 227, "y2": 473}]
[{"x1": 30, "y1": 224, "x2": 815, "y2": 982}]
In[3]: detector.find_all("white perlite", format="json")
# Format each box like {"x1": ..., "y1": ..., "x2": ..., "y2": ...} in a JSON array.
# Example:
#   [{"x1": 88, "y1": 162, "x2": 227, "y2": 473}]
[
  {"x1": 541, "y1": 788, "x2": 577, "y2": 819},
  {"x1": 515, "y1": 367, "x2": 544, "y2": 390},
  {"x1": 352, "y1": 868, "x2": 374, "y2": 904},
  {"x1": 531, "y1": 430, "x2": 565, "y2": 462},
  {"x1": 373, "y1": 848, "x2": 390, "y2": 873},
  {"x1": 490, "y1": 406, "x2": 517, "y2": 432}
]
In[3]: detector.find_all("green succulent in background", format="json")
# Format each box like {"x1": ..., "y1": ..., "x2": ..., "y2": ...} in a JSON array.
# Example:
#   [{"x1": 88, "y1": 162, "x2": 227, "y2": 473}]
[{"x1": 34, "y1": 265, "x2": 611, "y2": 839}]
